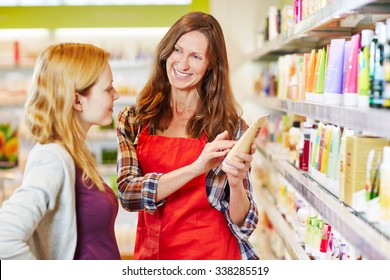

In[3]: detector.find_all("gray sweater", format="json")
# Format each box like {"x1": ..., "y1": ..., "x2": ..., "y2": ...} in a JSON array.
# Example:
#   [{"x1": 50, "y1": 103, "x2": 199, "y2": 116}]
[{"x1": 0, "y1": 143, "x2": 77, "y2": 259}]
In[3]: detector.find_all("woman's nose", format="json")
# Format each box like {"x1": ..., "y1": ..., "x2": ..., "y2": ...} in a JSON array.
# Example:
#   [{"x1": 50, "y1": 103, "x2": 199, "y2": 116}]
[{"x1": 178, "y1": 56, "x2": 189, "y2": 70}]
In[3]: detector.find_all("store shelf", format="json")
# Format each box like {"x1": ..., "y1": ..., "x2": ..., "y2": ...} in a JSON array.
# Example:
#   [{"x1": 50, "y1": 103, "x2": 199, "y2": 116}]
[
  {"x1": 257, "y1": 143, "x2": 390, "y2": 260},
  {"x1": 253, "y1": 96, "x2": 390, "y2": 139},
  {"x1": 251, "y1": 0, "x2": 390, "y2": 61},
  {"x1": 255, "y1": 185, "x2": 310, "y2": 260}
]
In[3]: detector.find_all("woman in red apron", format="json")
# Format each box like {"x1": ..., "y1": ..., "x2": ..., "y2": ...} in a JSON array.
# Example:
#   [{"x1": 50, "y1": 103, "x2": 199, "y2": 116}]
[{"x1": 116, "y1": 12, "x2": 259, "y2": 260}]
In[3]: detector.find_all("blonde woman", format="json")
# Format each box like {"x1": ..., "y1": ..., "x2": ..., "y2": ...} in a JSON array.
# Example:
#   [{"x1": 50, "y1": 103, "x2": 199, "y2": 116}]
[{"x1": 0, "y1": 43, "x2": 120, "y2": 259}]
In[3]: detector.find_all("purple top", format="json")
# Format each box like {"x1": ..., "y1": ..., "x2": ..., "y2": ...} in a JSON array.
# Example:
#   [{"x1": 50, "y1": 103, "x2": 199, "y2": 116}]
[{"x1": 74, "y1": 167, "x2": 121, "y2": 260}]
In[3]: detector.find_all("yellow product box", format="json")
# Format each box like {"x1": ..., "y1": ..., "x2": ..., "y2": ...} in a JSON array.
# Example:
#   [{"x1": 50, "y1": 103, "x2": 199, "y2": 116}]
[{"x1": 343, "y1": 135, "x2": 389, "y2": 207}]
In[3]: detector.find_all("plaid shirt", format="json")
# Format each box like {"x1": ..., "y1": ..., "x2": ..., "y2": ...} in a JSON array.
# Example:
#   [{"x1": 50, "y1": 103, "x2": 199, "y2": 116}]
[{"x1": 116, "y1": 106, "x2": 259, "y2": 260}]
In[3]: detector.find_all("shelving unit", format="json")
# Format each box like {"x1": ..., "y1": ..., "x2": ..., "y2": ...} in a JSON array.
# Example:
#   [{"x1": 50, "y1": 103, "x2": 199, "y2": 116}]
[
  {"x1": 251, "y1": 0, "x2": 390, "y2": 61},
  {"x1": 254, "y1": 181, "x2": 310, "y2": 260},
  {"x1": 250, "y1": 0, "x2": 390, "y2": 260},
  {"x1": 258, "y1": 143, "x2": 390, "y2": 259},
  {"x1": 253, "y1": 96, "x2": 390, "y2": 139}
]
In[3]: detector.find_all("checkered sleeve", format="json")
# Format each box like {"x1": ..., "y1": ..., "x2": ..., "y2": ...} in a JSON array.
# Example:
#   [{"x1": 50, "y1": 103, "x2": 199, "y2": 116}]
[
  {"x1": 116, "y1": 106, "x2": 164, "y2": 214},
  {"x1": 207, "y1": 118, "x2": 259, "y2": 259}
]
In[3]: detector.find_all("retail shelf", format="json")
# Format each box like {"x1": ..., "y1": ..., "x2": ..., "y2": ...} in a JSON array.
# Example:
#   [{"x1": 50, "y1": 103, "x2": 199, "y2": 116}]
[
  {"x1": 257, "y1": 142, "x2": 390, "y2": 259},
  {"x1": 252, "y1": 95, "x2": 288, "y2": 113},
  {"x1": 253, "y1": 96, "x2": 390, "y2": 139},
  {"x1": 255, "y1": 184, "x2": 310, "y2": 260},
  {"x1": 251, "y1": 0, "x2": 390, "y2": 61}
]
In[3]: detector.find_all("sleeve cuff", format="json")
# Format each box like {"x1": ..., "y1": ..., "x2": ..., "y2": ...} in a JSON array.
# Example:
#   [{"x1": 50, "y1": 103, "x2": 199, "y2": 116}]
[{"x1": 141, "y1": 172, "x2": 165, "y2": 213}]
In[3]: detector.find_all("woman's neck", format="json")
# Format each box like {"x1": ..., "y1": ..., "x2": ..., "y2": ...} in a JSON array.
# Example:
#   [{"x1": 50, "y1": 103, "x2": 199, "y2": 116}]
[{"x1": 170, "y1": 89, "x2": 199, "y2": 115}]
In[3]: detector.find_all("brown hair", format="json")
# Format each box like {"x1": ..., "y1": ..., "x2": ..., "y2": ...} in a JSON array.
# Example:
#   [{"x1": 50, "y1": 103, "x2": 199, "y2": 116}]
[{"x1": 135, "y1": 11, "x2": 241, "y2": 141}]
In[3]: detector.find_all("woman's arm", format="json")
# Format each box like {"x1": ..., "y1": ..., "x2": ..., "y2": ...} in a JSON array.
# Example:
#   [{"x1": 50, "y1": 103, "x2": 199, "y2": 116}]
[
  {"x1": 116, "y1": 107, "x2": 236, "y2": 213},
  {"x1": 0, "y1": 148, "x2": 65, "y2": 259}
]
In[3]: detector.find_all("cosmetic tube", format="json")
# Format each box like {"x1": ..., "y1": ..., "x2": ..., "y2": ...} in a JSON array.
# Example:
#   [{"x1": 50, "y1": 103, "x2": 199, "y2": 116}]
[
  {"x1": 312, "y1": 49, "x2": 322, "y2": 103},
  {"x1": 326, "y1": 126, "x2": 341, "y2": 196},
  {"x1": 311, "y1": 123, "x2": 323, "y2": 180},
  {"x1": 316, "y1": 123, "x2": 327, "y2": 182},
  {"x1": 358, "y1": 30, "x2": 374, "y2": 108},
  {"x1": 320, "y1": 125, "x2": 333, "y2": 186},
  {"x1": 341, "y1": 41, "x2": 351, "y2": 106},
  {"x1": 305, "y1": 49, "x2": 317, "y2": 102},
  {"x1": 222, "y1": 115, "x2": 268, "y2": 169},
  {"x1": 300, "y1": 53, "x2": 310, "y2": 101},
  {"x1": 315, "y1": 47, "x2": 327, "y2": 103},
  {"x1": 324, "y1": 39, "x2": 345, "y2": 105},
  {"x1": 344, "y1": 34, "x2": 361, "y2": 107}
]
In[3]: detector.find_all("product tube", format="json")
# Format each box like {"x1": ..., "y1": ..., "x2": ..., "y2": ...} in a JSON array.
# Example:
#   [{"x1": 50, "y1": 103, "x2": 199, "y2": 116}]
[
  {"x1": 320, "y1": 125, "x2": 333, "y2": 186},
  {"x1": 342, "y1": 41, "x2": 351, "y2": 105},
  {"x1": 311, "y1": 123, "x2": 323, "y2": 181},
  {"x1": 305, "y1": 49, "x2": 317, "y2": 102},
  {"x1": 326, "y1": 126, "x2": 341, "y2": 196},
  {"x1": 358, "y1": 30, "x2": 374, "y2": 108},
  {"x1": 312, "y1": 49, "x2": 322, "y2": 103},
  {"x1": 324, "y1": 39, "x2": 345, "y2": 105},
  {"x1": 315, "y1": 47, "x2": 327, "y2": 103},
  {"x1": 300, "y1": 53, "x2": 310, "y2": 101},
  {"x1": 222, "y1": 115, "x2": 268, "y2": 169},
  {"x1": 343, "y1": 34, "x2": 361, "y2": 107}
]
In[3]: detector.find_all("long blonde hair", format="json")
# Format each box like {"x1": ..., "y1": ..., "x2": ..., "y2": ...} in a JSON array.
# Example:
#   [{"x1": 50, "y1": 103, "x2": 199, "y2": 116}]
[
  {"x1": 135, "y1": 11, "x2": 241, "y2": 141},
  {"x1": 24, "y1": 43, "x2": 109, "y2": 191}
]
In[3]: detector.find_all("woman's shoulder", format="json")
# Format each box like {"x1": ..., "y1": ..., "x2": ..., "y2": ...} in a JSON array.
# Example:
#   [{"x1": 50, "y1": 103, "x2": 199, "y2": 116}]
[
  {"x1": 29, "y1": 143, "x2": 74, "y2": 166},
  {"x1": 116, "y1": 105, "x2": 140, "y2": 142}
]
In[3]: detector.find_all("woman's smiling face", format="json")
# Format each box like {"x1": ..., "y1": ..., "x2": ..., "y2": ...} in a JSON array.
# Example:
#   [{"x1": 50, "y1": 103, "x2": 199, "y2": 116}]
[{"x1": 166, "y1": 30, "x2": 209, "y2": 91}]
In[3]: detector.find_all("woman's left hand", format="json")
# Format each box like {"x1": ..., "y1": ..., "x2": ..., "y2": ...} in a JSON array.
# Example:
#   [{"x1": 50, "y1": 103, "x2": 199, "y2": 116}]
[{"x1": 221, "y1": 143, "x2": 256, "y2": 189}]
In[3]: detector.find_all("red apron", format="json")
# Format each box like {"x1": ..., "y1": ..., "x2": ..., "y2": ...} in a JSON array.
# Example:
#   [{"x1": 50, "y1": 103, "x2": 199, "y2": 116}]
[{"x1": 134, "y1": 125, "x2": 241, "y2": 260}]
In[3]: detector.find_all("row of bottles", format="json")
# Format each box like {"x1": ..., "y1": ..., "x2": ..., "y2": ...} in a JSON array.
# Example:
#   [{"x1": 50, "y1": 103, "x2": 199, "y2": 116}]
[
  {"x1": 257, "y1": 0, "x2": 335, "y2": 47},
  {"x1": 252, "y1": 156, "x2": 364, "y2": 260},
  {"x1": 254, "y1": 18, "x2": 390, "y2": 110},
  {"x1": 258, "y1": 114, "x2": 390, "y2": 234}
]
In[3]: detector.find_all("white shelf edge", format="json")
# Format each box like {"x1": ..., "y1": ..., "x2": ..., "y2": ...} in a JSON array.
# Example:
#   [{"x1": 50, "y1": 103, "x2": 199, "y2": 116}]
[
  {"x1": 253, "y1": 96, "x2": 390, "y2": 139},
  {"x1": 262, "y1": 150, "x2": 390, "y2": 260}
]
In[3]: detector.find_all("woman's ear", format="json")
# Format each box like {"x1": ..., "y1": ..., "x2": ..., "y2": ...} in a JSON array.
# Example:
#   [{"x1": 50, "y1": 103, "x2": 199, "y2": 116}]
[{"x1": 73, "y1": 92, "x2": 83, "y2": 112}]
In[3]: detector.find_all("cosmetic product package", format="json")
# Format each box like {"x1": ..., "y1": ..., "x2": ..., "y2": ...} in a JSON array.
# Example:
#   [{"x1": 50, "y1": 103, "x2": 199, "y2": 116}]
[
  {"x1": 344, "y1": 34, "x2": 361, "y2": 107},
  {"x1": 344, "y1": 135, "x2": 389, "y2": 208},
  {"x1": 358, "y1": 30, "x2": 374, "y2": 108},
  {"x1": 222, "y1": 114, "x2": 268, "y2": 169},
  {"x1": 324, "y1": 39, "x2": 345, "y2": 105}
]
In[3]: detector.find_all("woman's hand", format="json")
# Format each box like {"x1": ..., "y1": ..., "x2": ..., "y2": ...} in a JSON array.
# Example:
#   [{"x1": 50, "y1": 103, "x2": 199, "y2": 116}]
[
  {"x1": 222, "y1": 143, "x2": 256, "y2": 189},
  {"x1": 191, "y1": 130, "x2": 235, "y2": 175}
]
